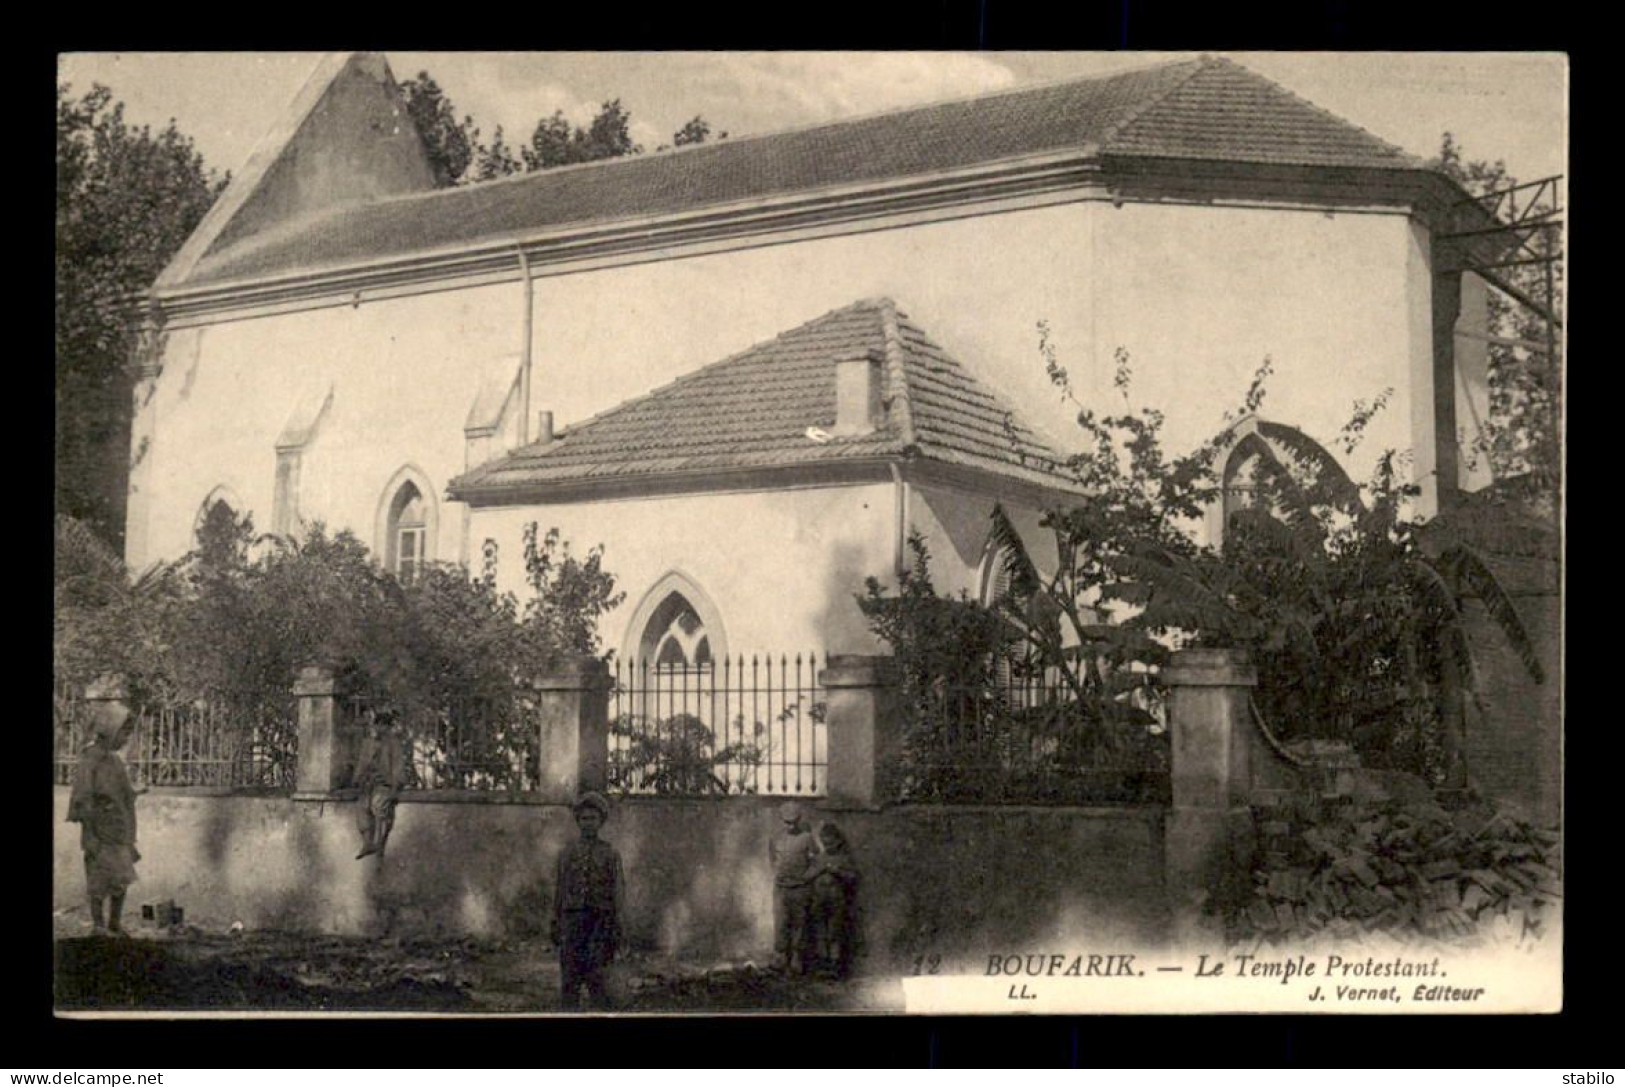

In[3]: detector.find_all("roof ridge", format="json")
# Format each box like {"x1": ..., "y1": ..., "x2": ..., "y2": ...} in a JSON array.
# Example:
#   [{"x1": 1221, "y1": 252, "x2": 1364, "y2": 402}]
[
  {"x1": 1210, "y1": 55, "x2": 1424, "y2": 165},
  {"x1": 202, "y1": 56, "x2": 1209, "y2": 228},
  {"x1": 1109, "y1": 54, "x2": 1423, "y2": 165},
  {"x1": 876, "y1": 299, "x2": 919, "y2": 449},
  {"x1": 889, "y1": 312, "x2": 1071, "y2": 471},
  {"x1": 1091, "y1": 55, "x2": 1214, "y2": 148},
  {"x1": 408, "y1": 56, "x2": 1207, "y2": 202},
  {"x1": 516, "y1": 297, "x2": 891, "y2": 455}
]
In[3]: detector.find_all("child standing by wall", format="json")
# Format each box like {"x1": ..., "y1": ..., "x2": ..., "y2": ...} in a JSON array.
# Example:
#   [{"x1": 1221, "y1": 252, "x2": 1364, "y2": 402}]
[{"x1": 552, "y1": 791, "x2": 625, "y2": 1010}]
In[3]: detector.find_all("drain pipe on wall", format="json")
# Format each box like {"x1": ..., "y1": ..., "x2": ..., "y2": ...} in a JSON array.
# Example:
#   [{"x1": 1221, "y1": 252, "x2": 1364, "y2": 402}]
[
  {"x1": 889, "y1": 462, "x2": 909, "y2": 580},
  {"x1": 515, "y1": 245, "x2": 535, "y2": 445}
]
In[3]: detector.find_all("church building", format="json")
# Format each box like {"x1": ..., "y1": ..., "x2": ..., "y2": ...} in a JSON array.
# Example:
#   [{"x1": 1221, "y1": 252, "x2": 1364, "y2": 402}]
[{"x1": 128, "y1": 51, "x2": 1506, "y2": 661}]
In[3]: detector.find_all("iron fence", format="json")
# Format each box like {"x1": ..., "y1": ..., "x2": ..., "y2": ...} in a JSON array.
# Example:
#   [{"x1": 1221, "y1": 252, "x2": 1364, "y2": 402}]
[
  {"x1": 53, "y1": 682, "x2": 297, "y2": 791},
  {"x1": 343, "y1": 693, "x2": 541, "y2": 793},
  {"x1": 898, "y1": 661, "x2": 1170, "y2": 805},
  {"x1": 610, "y1": 654, "x2": 826, "y2": 796}
]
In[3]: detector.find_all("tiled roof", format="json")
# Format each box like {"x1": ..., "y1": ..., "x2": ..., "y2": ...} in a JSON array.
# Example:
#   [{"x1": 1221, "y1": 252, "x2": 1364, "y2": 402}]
[
  {"x1": 176, "y1": 56, "x2": 1422, "y2": 289},
  {"x1": 1101, "y1": 57, "x2": 1420, "y2": 167},
  {"x1": 448, "y1": 298, "x2": 1080, "y2": 501}
]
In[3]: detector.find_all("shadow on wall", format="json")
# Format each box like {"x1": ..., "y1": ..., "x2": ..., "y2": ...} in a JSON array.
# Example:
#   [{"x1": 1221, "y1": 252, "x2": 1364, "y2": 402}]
[
  {"x1": 63, "y1": 794, "x2": 361, "y2": 935},
  {"x1": 840, "y1": 808, "x2": 1172, "y2": 971},
  {"x1": 816, "y1": 538, "x2": 884, "y2": 655},
  {"x1": 611, "y1": 802, "x2": 775, "y2": 960},
  {"x1": 917, "y1": 488, "x2": 999, "y2": 575},
  {"x1": 372, "y1": 803, "x2": 574, "y2": 940}
]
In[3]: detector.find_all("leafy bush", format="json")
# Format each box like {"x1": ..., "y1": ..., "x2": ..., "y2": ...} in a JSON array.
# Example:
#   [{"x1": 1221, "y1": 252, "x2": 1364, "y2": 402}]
[
  {"x1": 1128, "y1": 436, "x2": 1544, "y2": 784},
  {"x1": 54, "y1": 514, "x2": 186, "y2": 703},
  {"x1": 54, "y1": 510, "x2": 624, "y2": 784},
  {"x1": 937, "y1": 337, "x2": 1539, "y2": 787},
  {"x1": 1231, "y1": 796, "x2": 1560, "y2": 946},
  {"x1": 608, "y1": 712, "x2": 764, "y2": 796},
  {"x1": 860, "y1": 533, "x2": 1168, "y2": 803},
  {"x1": 860, "y1": 533, "x2": 1018, "y2": 695}
]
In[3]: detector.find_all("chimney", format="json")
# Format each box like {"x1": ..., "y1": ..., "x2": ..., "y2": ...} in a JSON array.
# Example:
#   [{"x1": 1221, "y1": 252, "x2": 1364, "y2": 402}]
[
  {"x1": 536, "y1": 410, "x2": 554, "y2": 446},
  {"x1": 833, "y1": 349, "x2": 885, "y2": 436}
]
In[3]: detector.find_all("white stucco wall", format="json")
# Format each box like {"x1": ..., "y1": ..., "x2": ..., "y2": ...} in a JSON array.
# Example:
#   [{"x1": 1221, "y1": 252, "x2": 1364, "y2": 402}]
[
  {"x1": 525, "y1": 201, "x2": 1096, "y2": 459},
  {"x1": 464, "y1": 481, "x2": 1062, "y2": 661},
  {"x1": 133, "y1": 193, "x2": 1440, "y2": 579},
  {"x1": 1089, "y1": 203, "x2": 1430, "y2": 504},
  {"x1": 132, "y1": 280, "x2": 524, "y2": 569},
  {"x1": 468, "y1": 483, "x2": 900, "y2": 658},
  {"x1": 527, "y1": 199, "x2": 1433, "y2": 511},
  {"x1": 1407, "y1": 219, "x2": 1441, "y2": 514}
]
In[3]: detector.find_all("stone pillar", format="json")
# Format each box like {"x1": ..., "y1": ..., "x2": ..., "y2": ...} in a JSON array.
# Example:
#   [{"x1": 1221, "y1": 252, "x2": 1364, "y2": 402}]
[
  {"x1": 818, "y1": 655, "x2": 900, "y2": 810},
  {"x1": 293, "y1": 664, "x2": 348, "y2": 798},
  {"x1": 1429, "y1": 257, "x2": 1464, "y2": 516},
  {"x1": 1163, "y1": 648, "x2": 1258, "y2": 930},
  {"x1": 535, "y1": 656, "x2": 612, "y2": 804}
]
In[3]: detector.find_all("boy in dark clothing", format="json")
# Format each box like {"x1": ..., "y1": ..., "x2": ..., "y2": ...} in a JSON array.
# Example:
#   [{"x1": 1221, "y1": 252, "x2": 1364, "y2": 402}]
[{"x1": 552, "y1": 791, "x2": 625, "y2": 1010}]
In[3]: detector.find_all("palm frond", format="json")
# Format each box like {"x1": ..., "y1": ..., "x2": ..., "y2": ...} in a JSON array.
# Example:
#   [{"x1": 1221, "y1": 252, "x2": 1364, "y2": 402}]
[
  {"x1": 1243, "y1": 446, "x2": 1330, "y2": 546},
  {"x1": 1111, "y1": 549, "x2": 1255, "y2": 640},
  {"x1": 1405, "y1": 559, "x2": 1482, "y2": 693},
  {"x1": 1439, "y1": 544, "x2": 1546, "y2": 684},
  {"x1": 1256, "y1": 421, "x2": 1363, "y2": 508},
  {"x1": 988, "y1": 504, "x2": 1042, "y2": 604}
]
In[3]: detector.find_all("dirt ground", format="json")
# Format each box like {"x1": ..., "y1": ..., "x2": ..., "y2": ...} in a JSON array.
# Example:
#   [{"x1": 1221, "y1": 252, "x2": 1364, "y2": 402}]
[{"x1": 52, "y1": 912, "x2": 901, "y2": 1014}]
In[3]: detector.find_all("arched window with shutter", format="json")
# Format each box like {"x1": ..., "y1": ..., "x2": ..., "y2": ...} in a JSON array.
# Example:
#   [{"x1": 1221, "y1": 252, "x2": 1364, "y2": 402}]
[{"x1": 375, "y1": 466, "x2": 438, "y2": 583}]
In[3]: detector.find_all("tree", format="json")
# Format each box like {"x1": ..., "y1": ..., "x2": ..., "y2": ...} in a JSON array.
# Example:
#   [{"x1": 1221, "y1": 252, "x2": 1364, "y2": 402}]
[
  {"x1": 471, "y1": 125, "x2": 522, "y2": 182},
  {"x1": 1429, "y1": 133, "x2": 1563, "y2": 504},
  {"x1": 398, "y1": 72, "x2": 724, "y2": 183},
  {"x1": 522, "y1": 110, "x2": 578, "y2": 172},
  {"x1": 54, "y1": 514, "x2": 184, "y2": 702},
  {"x1": 658, "y1": 115, "x2": 727, "y2": 152},
  {"x1": 671, "y1": 116, "x2": 712, "y2": 147},
  {"x1": 56, "y1": 83, "x2": 224, "y2": 549},
  {"x1": 869, "y1": 332, "x2": 1544, "y2": 792},
  {"x1": 56, "y1": 502, "x2": 628, "y2": 790},
  {"x1": 398, "y1": 71, "x2": 480, "y2": 186},
  {"x1": 1121, "y1": 434, "x2": 1543, "y2": 784},
  {"x1": 518, "y1": 523, "x2": 625, "y2": 665},
  {"x1": 522, "y1": 99, "x2": 642, "y2": 171}
]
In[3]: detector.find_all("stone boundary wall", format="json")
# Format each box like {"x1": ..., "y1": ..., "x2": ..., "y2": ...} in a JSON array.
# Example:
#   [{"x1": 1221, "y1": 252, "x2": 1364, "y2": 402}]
[{"x1": 52, "y1": 788, "x2": 1168, "y2": 965}]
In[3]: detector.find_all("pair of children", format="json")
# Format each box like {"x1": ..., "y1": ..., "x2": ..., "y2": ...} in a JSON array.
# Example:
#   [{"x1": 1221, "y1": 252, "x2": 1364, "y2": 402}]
[{"x1": 770, "y1": 802, "x2": 859, "y2": 979}]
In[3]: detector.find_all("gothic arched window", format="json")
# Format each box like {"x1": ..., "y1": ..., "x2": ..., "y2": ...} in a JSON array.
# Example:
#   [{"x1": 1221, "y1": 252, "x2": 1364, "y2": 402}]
[
  {"x1": 375, "y1": 466, "x2": 437, "y2": 584},
  {"x1": 623, "y1": 572, "x2": 728, "y2": 671},
  {"x1": 643, "y1": 593, "x2": 713, "y2": 670},
  {"x1": 1216, "y1": 425, "x2": 1339, "y2": 548},
  {"x1": 1222, "y1": 441, "x2": 1266, "y2": 530},
  {"x1": 387, "y1": 482, "x2": 428, "y2": 583}
]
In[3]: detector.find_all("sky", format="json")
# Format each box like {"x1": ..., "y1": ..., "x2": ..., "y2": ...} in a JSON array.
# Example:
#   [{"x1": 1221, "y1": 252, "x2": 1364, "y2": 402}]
[{"x1": 57, "y1": 52, "x2": 1567, "y2": 188}]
